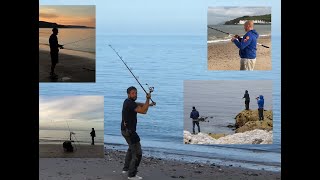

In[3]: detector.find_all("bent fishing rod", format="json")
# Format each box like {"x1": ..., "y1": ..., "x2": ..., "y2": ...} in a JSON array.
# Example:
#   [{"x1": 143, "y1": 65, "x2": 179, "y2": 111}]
[
  {"x1": 108, "y1": 45, "x2": 156, "y2": 105},
  {"x1": 207, "y1": 26, "x2": 270, "y2": 48}
]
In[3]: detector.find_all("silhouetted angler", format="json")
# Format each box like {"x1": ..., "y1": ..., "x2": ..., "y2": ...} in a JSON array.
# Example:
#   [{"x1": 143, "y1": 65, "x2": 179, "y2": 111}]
[
  {"x1": 90, "y1": 128, "x2": 96, "y2": 145},
  {"x1": 49, "y1": 27, "x2": 63, "y2": 77},
  {"x1": 243, "y1": 90, "x2": 250, "y2": 110}
]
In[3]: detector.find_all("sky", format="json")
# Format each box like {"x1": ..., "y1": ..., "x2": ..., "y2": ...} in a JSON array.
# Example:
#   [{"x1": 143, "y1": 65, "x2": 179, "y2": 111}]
[
  {"x1": 39, "y1": 5, "x2": 95, "y2": 27},
  {"x1": 207, "y1": 7, "x2": 272, "y2": 25},
  {"x1": 40, "y1": 0, "x2": 280, "y2": 35},
  {"x1": 39, "y1": 96, "x2": 104, "y2": 131}
]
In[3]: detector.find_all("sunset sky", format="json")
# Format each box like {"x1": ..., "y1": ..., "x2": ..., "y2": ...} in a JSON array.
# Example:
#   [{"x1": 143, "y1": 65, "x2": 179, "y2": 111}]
[{"x1": 39, "y1": 5, "x2": 95, "y2": 27}]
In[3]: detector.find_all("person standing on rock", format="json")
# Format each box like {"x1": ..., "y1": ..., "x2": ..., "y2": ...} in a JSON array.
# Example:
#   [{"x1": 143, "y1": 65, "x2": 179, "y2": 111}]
[
  {"x1": 242, "y1": 90, "x2": 250, "y2": 110},
  {"x1": 256, "y1": 95, "x2": 264, "y2": 120},
  {"x1": 121, "y1": 86, "x2": 155, "y2": 180},
  {"x1": 190, "y1": 106, "x2": 200, "y2": 134}
]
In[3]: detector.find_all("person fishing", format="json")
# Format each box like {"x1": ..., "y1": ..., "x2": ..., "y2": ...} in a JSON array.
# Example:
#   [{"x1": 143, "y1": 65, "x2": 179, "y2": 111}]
[
  {"x1": 231, "y1": 20, "x2": 259, "y2": 71},
  {"x1": 256, "y1": 95, "x2": 264, "y2": 120},
  {"x1": 242, "y1": 90, "x2": 250, "y2": 110},
  {"x1": 190, "y1": 106, "x2": 200, "y2": 134},
  {"x1": 90, "y1": 128, "x2": 96, "y2": 145},
  {"x1": 49, "y1": 27, "x2": 64, "y2": 77},
  {"x1": 121, "y1": 86, "x2": 155, "y2": 180}
]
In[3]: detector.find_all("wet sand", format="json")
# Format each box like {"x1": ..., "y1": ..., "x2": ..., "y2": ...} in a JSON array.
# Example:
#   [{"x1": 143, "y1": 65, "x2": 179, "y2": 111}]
[
  {"x1": 207, "y1": 37, "x2": 271, "y2": 70},
  {"x1": 39, "y1": 50, "x2": 95, "y2": 82},
  {"x1": 39, "y1": 144, "x2": 104, "y2": 158},
  {"x1": 39, "y1": 148, "x2": 281, "y2": 180}
]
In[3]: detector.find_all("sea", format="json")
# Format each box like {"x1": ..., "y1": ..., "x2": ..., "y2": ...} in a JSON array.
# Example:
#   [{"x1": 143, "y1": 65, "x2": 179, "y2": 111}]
[
  {"x1": 184, "y1": 80, "x2": 273, "y2": 134},
  {"x1": 39, "y1": 28, "x2": 95, "y2": 59},
  {"x1": 40, "y1": 34, "x2": 281, "y2": 171},
  {"x1": 39, "y1": 129, "x2": 104, "y2": 145},
  {"x1": 207, "y1": 25, "x2": 271, "y2": 43}
]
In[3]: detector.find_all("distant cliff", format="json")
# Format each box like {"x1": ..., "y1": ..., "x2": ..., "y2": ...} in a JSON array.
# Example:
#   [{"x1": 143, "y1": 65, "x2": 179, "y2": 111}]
[
  {"x1": 224, "y1": 14, "x2": 271, "y2": 25},
  {"x1": 39, "y1": 21, "x2": 94, "y2": 28}
]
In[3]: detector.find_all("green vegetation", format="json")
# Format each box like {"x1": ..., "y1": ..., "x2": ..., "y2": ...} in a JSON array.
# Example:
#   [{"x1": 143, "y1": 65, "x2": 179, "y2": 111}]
[{"x1": 225, "y1": 14, "x2": 271, "y2": 25}]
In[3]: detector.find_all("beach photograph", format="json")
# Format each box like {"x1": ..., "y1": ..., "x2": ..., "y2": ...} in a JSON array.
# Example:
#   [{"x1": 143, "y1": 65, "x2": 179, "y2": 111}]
[
  {"x1": 39, "y1": 95, "x2": 104, "y2": 158},
  {"x1": 184, "y1": 80, "x2": 273, "y2": 144},
  {"x1": 39, "y1": 5, "x2": 96, "y2": 82},
  {"x1": 207, "y1": 7, "x2": 271, "y2": 70},
  {"x1": 39, "y1": 0, "x2": 281, "y2": 179}
]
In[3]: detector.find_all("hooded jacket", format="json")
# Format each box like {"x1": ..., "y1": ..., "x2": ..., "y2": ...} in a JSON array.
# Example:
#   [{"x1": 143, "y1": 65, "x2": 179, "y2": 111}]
[
  {"x1": 243, "y1": 90, "x2": 250, "y2": 101},
  {"x1": 257, "y1": 95, "x2": 264, "y2": 109},
  {"x1": 233, "y1": 29, "x2": 259, "y2": 59}
]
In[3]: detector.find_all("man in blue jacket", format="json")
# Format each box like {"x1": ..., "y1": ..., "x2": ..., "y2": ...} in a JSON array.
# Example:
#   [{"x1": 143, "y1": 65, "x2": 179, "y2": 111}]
[
  {"x1": 231, "y1": 20, "x2": 259, "y2": 71},
  {"x1": 256, "y1": 95, "x2": 264, "y2": 120}
]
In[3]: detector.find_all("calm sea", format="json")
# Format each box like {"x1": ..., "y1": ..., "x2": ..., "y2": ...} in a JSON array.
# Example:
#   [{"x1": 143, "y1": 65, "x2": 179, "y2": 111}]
[
  {"x1": 184, "y1": 80, "x2": 273, "y2": 134},
  {"x1": 39, "y1": 28, "x2": 95, "y2": 58},
  {"x1": 40, "y1": 34, "x2": 281, "y2": 171},
  {"x1": 39, "y1": 129, "x2": 104, "y2": 145}
]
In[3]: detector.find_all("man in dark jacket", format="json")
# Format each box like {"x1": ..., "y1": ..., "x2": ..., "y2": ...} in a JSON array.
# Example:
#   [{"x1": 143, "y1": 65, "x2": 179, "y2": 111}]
[
  {"x1": 231, "y1": 20, "x2": 259, "y2": 71},
  {"x1": 243, "y1": 90, "x2": 250, "y2": 110},
  {"x1": 256, "y1": 95, "x2": 265, "y2": 120},
  {"x1": 49, "y1": 27, "x2": 64, "y2": 77},
  {"x1": 90, "y1": 128, "x2": 96, "y2": 145},
  {"x1": 190, "y1": 106, "x2": 200, "y2": 134}
]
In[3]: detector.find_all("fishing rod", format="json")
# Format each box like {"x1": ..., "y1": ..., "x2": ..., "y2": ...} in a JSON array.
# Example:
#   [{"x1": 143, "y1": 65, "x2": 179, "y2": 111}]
[
  {"x1": 207, "y1": 26, "x2": 270, "y2": 48},
  {"x1": 62, "y1": 36, "x2": 95, "y2": 46},
  {"x1": 108, "y1": 44, "x2": 156, "y2": 105}
]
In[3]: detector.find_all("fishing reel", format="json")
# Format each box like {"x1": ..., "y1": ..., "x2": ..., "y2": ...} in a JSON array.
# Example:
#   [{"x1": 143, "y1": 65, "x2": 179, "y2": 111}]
[{"x1": 146, "y1": 83, "x2": 154, "y2": 93}]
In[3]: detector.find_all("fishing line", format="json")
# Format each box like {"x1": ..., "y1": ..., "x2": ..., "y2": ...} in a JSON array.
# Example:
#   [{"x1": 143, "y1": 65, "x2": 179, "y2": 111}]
[
  {"x1": 207, "y1": 26, "x2": 270, "y2": 48},
  {"x1": 108, "y1": 45, "x2": 158, "y2": 132},
  {"x1": 62, "y1": 36, "x2": 95, "y2": 46},
  {"x1": 108, "y1": 45, "x2": 156, "y2": 104}
]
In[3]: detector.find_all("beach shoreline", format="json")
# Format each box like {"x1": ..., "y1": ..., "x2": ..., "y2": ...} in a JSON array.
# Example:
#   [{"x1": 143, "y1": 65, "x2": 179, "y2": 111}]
[
  {"x1": 39, "y1": 144, "x2": 104, "y2": 158},
  {"x1": 39, "y1": 49, "x2": 95, "y2": 82},
  {"x1": 39, "y1": 148, "x2": 281, "y2": 180},
  {"x1": 207, "y1": 36, "x2": 271, "y2": 70}
]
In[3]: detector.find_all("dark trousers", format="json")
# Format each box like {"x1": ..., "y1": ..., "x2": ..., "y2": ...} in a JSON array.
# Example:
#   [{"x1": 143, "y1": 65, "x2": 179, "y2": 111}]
[
  {"x1": 245, "y1": 100, "x2": 250, "y2": 110},
  {"x1": 258, "y1": 108, "x2": 264, "y2": 120},
  {"x1": 91, "y1": 137, "x2": 94, "y2": 145},
  {"x1": 122, "y1": 130, "x2": 142, "y2": 177},
  {"x1": 192, "y1": 120, "x2": 200, "y2": 134}
]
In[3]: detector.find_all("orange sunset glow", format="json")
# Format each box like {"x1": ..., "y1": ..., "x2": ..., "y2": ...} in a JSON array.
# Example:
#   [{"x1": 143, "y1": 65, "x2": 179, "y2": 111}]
[{"x1": 40, "y1": 5, "x2": 95, "y2": 28}]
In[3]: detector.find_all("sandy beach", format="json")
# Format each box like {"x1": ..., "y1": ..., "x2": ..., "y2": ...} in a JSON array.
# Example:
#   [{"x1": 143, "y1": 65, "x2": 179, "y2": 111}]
[
  {"x1": 39, "y1": 144, "x2": 104, "y2": 158},
  {"x1": 39, "y1": 147, "x2": 281, "y2": 180},
  {"x1": 39, "y1": 50, "x2": 95, "y2": 82},
  {"x1": 207, "y1": 37, "x2": 271, "y2": 70}
]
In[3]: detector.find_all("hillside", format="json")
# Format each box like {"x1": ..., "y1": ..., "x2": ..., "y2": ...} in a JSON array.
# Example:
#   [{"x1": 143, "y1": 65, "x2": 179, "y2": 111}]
[
  {"x1": 224, "y1": 14, "x2": 271, "y2": 25},
  {"x1": 39, "y1": 21, "x2": 94, "y2": 28}
]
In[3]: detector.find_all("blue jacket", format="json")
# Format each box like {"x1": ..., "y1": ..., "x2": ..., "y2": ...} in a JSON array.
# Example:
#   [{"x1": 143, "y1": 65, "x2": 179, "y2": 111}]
[
  {"x1": 257, "y1": 95, "x2": 264, "y2": 109},
  {"x1": 233, "y1": 30, "x2": 259, "y2": 59},
  {"x1": 190, "y1": 109, "x2": 199, "y2": 119}
]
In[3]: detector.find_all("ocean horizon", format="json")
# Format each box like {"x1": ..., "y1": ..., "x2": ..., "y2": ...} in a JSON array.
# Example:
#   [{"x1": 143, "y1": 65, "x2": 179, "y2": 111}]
[{"x1": 40, "y1": 34, "x2": 281, "y2": 172}]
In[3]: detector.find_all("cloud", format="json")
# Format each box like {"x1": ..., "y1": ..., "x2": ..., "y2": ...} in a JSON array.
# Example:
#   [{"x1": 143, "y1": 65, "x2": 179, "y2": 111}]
[
  {"x1": 39, "y1": 96, "x2": 104, "y2": 130},
  {"x1": 39, "y1": 12, "x2": 58, "y2": 19},
  {"x1": 208, "y1": 7, "x2": 271, "y2": 25}
]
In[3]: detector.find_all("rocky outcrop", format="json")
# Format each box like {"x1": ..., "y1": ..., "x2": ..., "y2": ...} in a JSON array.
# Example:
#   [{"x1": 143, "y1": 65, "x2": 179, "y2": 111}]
[
  {"x1": 184, "y1": 130, "x2": 272, "y2": 144},
  {"x1": 234, "y1": 110, "x2": 273, "y2": 133}
]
